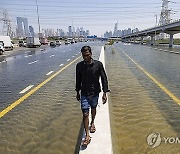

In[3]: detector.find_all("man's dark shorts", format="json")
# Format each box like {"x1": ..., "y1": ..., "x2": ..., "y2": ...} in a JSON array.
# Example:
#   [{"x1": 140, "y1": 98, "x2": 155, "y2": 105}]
[{"x1": 80, "y1": 95, "x2": 99, "y2": 113}]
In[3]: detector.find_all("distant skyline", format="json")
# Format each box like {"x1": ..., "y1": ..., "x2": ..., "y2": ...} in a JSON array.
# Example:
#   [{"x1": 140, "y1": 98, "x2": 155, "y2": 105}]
[{"x1": 0, "y1": 0, "x2": 180, "y2": 37}]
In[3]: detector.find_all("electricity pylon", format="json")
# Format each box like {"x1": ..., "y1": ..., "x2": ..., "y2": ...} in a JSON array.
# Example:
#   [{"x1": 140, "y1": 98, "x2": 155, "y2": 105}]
[
  {"x1": 159, "y1": 0, "x2": 171, "y2": 39},
  {"x1": 1, "y1": 9, "x2": 13, "y2": 37}
]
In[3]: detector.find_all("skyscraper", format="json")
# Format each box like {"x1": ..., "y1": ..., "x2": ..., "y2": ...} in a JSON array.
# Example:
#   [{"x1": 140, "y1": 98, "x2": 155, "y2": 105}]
[
  {"x1": 29, "y1": 26, "x2": 35, "y2": 37},
  {"x1": 17, "y1": 17, "x2": 29, "y2": 37},
  {"x1": 104, "y1": 31, "x2": 112, "y2": 38},
  {"x1": 68, "y1": 26, "x2": 72, "y2": 37},
  {"x1": 76, "y1": 27, "x2": 80, "y2": 37},
  {"x1": 113, "y1": 22, "x2": 118, "y2": 37}
]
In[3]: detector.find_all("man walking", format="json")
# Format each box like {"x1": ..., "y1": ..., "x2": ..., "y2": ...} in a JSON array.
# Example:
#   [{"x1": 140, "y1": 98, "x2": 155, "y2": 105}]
[{"x1": 75, "y1": 46, "x2": 109, "y2": 146}]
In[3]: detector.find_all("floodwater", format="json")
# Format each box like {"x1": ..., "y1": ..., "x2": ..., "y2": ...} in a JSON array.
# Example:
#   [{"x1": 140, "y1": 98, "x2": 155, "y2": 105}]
[
  {"x1": 105, "y1": 43, "x2": 180, "y2": 153},
  {"x1": 0, "y1": 42, "x2": 180, "y2": 154},
  {"x1": 0, "y1": 43, "x2": 101, "y2": 154}
]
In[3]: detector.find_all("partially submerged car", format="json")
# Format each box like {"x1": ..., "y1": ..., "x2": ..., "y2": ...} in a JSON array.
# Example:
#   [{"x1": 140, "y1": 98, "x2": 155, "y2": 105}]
[
  {"x1": 55, "y1": 40, "x2": 61, "y2": 46},
  {"x1": 50, "y1": 41, "x2": 56, "y2": 47},
  {"x1": 18, "y1": 40, "x2": 26, "y2": 47}
]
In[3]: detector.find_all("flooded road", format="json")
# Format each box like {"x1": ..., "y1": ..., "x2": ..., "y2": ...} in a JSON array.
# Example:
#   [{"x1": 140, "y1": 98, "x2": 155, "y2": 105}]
[
  {"x1": 0, "y1": 42, "x2": 180, "y2": 153},
  {"x1": 0, "y1": 43, "x2": 102, "y2": 154},
  {"x1": 105, "y1": 43, "x2": 180, "y2": 153}
]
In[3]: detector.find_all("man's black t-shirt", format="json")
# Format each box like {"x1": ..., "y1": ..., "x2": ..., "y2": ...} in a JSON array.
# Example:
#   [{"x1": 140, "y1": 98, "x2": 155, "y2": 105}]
[{"x1": 76, "y1": 59, "x2": 109, "y2": 96}]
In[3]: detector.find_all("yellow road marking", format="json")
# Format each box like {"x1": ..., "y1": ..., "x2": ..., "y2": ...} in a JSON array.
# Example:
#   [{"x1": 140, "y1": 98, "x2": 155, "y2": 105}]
[
  {"x1": 122, "y1": 51, "x2": 180, "y2": 105},
  {"x1": 0, "y1": 56, "x2": 81, "y2": 118}
]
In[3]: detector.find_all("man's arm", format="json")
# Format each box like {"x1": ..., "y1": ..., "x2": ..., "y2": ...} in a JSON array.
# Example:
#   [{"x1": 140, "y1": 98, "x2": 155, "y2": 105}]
[
  {"x1": 75, "y1": 63, "x2": 81, "y2": 101},
  {"x1": 99, "y1": 62, "x2": 109, "y2": 104}
]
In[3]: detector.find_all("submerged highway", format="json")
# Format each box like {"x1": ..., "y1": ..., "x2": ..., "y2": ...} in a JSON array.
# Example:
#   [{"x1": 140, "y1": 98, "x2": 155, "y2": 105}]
[{"x1": 0, "y1": 42, "x2": 180, "y2": 153}]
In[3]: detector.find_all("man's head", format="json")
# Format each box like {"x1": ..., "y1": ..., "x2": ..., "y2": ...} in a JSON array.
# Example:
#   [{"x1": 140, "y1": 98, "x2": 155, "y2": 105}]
[{"x1": 81, "y1": 46, "x2": 92, "y2": 63}]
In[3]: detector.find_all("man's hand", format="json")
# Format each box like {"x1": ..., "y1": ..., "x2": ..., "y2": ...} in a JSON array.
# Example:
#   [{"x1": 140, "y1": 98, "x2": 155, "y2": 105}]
[
  {"x1": 76, "y1": 93, "x2": 80, "y2": 101},
  {"x1": 102, "y1": 93, "x2": 107, "y2": 104}
]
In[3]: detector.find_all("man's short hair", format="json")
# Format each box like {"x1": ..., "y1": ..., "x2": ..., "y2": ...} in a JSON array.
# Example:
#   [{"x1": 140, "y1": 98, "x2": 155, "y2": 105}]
[{"x1": 81, "y1": 46, "x2": 92, "y2": 54}]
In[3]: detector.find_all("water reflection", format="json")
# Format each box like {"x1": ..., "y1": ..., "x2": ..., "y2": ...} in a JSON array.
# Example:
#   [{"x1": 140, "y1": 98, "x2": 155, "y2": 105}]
[{"x1": 0, "y1": 44, "x2": 102, "y2": 154}]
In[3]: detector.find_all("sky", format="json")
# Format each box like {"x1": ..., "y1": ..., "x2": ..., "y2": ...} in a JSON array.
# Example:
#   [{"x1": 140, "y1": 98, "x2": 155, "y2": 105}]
[{"x1": 0, "y1": 0, "x2": 180, "y2": 37}]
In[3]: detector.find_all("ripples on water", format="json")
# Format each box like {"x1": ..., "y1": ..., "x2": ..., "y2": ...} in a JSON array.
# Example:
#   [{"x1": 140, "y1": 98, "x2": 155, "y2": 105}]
[
  {"x1": 0, "y1": 44, "x2": 101, "y2": 154},
  {"x1": 105, "y1": 44, "x2": 180, "y2": 154},
  {"x1": 1, "y1": 43, "x2": 180, "y2": 153}
]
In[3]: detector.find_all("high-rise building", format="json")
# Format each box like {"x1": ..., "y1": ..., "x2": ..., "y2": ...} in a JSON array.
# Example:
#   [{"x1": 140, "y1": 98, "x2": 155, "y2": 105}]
[
  {"x1": 56, "y1": 29, "x2": 65, "y2": 37},
  {"x1": 80, "y1": 27, "x2": 84, "y2": 32},
  {"x1": 76, "y1": 27, "x2": 80, "y2": 37},
  {"x1": 117, "y1": 30, "x2": 122, "y2": 37},
  {"x1": 29, "y1": 26, "x2": 35, "y2": 37},
  {"x1": 16, "y1": 17, "x2": 29, "y2": 37},
  {"x1": 42, "y1": 28, "x2": 55, "y2": 37},
  {"x1": 68, "y1": 26, "x2": 72, "y2": 37},
  {"x1": 85, "y1": 30, "x2": 90, "y2": 36},
  {"x1": 104, "y1": 31, "x2": 112, "y2": 38},
  {"x1": 127, "y1": 28, "x2": 132, "y2": 34},
  {"x1": 113, "y1": 22, "x2": 118, "y2": 37},
  {"x1": 72, "y1": 27, "x2": 75, "y2": 36}
]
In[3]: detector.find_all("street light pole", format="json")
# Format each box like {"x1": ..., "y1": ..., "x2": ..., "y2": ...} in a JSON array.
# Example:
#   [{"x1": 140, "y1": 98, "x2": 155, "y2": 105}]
[
  {"x1": 71, "y1": 18, "x2": 74, "y2": 37},
  {"x1": 36, "y1": 0, "x2": 41, "y2": 36},
  {"x1": 154, "y1": 14, "x2": 158, "y2": 45}
]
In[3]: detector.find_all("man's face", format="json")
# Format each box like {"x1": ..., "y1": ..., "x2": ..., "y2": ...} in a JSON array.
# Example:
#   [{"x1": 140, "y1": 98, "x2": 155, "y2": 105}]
[{"x1": 82, "y1": 50, "x2": 92, "y2": 62}]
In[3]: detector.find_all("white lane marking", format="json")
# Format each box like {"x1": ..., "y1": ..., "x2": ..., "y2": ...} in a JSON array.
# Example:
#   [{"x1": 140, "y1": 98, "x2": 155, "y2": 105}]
[
  {"x1": 25, "y1": 55, "x2": 32, "y2": 58},
  {"x1": 25, "y1": 51, "x2": 31, "y2": 53},
  {"x1": 169, "y1": 51, "x2": 174, "y2": 53},
  {"x1": 0, "y1": 60, "x2": 7, "y2": 63},
  {"x1": 28, "y1": 60, "x2": 38, "y2": 65},
  {"x1": 158, "y1": 59, "x2": 165, "y2": 63},
  {"x1": 59, "y1": 64, "x2": 64, "y2": 67},
  {"x1": 0, "y1": 61, "x2": 6, "y2": 64},
  {"x1": 50, "y1": 54, "x2": 55, "y2": 57},
  {"x1": 46, "y1": 71, "x2": 54, "y2": 75},
  {"x1": 67, "y1": 59, "x2": 70, "y2": 61},
  {"x1": 19, "y1": 85, "x2": 34, "y2": 94}
]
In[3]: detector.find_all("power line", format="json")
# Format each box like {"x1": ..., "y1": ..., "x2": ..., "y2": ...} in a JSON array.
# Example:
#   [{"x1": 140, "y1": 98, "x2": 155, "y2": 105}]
[{"x1": 0, "y1": 3, "x2": 161, "y2": 8}]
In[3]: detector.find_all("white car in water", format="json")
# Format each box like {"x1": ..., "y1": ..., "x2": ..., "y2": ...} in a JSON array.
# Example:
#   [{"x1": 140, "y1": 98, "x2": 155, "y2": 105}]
[
  {"x1": 0, "y1": 41, "x2": 5, "y2": 55},
  {"x1": 0, "y1": 35, "x2": 13, "y2": 50},
  {"x1": 55, "y1": 40, "x2": 61, "y2": 46}
]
